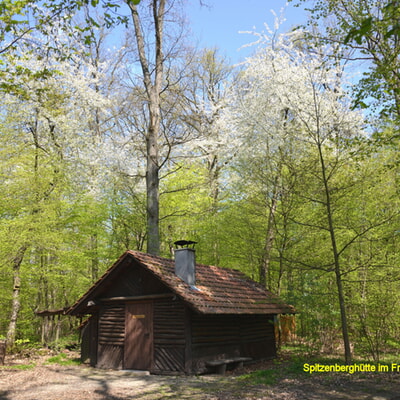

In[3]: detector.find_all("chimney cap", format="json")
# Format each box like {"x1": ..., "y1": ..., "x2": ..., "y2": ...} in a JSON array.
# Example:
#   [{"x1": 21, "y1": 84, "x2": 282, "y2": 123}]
[{"x1": 174, "y1": 240, "x2": 197, "y2": 248}]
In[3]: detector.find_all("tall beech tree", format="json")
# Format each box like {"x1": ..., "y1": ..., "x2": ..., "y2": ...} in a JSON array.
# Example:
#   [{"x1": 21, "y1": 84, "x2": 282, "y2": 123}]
[
  {"x1": 127, "y1": 0, "x2": 165, "y2": 255},
  {"x1": 125, "y1": 0, "x2": 192, "y2": 255}
]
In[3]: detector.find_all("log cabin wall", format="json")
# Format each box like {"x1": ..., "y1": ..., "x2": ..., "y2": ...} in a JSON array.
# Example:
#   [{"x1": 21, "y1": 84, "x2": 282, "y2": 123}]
[
  {"x1": 191, "y1": 313, "x2": 241, "y2": 373},
  {"x1": 153, "y1": 298, "x2": 187, "y2": 374},
  {"x1": 240, "y1": 314, "x2": 276, "y2": 360},
  {"x1": 104, "y1": 260, "x2": 169, "y2": 298},
  {"x1": 190, "y1": 313, "x2": 276, "y2": 373},
  {"x1": 89, "y1": 260, "x2": 177, "y2": 370},
  {"x1": 81, "y1": 314, "x2": 98, "y2": 366},
  {"x1": 96, "y1": 305, "x2": 125, "y2": 369},
  {"x1": 86, "y1": 297, "x2": 188, "y2": 371}
]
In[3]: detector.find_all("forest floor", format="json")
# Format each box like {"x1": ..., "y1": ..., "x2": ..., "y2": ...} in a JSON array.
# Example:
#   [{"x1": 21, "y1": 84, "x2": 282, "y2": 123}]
[{"x1": 1, "y1": 349, "x2": 400, "y2": 400}]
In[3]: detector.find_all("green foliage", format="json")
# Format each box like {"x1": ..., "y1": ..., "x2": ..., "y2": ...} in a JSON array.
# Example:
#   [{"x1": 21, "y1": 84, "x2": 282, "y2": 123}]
[
  {"x1": 5, "y1": 338, "x2": 38, "y2": 354},
  {"x1": 344, "y1": 1, "x2": 400, "y2": 44},
  {"x1": 293, "y1": 0, "x2": 400, "y2": 125}
]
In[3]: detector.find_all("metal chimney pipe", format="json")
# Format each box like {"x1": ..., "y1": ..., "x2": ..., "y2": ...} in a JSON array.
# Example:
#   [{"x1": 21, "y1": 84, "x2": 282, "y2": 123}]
[{"x1": 174, "y1": 247, "x2": 196, "y2": 286}]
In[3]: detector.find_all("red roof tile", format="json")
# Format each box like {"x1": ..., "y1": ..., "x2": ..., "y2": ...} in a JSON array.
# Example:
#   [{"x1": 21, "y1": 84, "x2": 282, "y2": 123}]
[{"x1": 68, "y1": 250, "x2": 295, "y2": 315}]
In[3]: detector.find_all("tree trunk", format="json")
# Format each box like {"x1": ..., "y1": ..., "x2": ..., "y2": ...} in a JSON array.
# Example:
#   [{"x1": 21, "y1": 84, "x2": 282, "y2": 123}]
[
  {"x1": 129, "y1": 0, "x2": 165, "y2": 255},
  {"x1": 259, "y1": 176, "x2": 279, "y2": 288},
  {"x1": 146, "y1": 127, "x2": 160, "y2": 255},
  {"x1": 90, "y1": 234, "x2": 99, "y2": 281},
  {"x1": 208, "y1": 153, "x2": 220, "y2": 264},
  {"x1": 334, "y1": 263, "x2": 352, "y2": 364},
  {"x1": 7, "y1": 245, "x2": 27, "y2": 348},
  {"x1": 317, "y1": 141, "x2": 352, "y2": 364}
]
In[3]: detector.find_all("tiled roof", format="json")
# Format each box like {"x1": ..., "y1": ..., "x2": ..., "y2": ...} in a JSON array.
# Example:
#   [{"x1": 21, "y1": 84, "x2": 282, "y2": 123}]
[{"x1": 69, "y1": 250, "x2": 295, "y2": 315}]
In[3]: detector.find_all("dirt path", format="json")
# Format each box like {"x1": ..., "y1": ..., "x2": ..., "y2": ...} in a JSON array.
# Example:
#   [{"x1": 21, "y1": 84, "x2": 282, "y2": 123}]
[{"x1": 1, "y1": 357, "x2": 400, "y2": 399}]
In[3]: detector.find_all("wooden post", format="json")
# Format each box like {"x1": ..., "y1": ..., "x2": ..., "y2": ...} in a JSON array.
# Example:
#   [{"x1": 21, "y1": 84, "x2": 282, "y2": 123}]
[{"x1": 0, "y1": 340, "x2": 7, "y2": 365}]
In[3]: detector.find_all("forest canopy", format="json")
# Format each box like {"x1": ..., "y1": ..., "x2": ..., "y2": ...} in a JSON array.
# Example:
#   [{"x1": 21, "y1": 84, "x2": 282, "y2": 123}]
[{"x1": 0, "y1": 0, "x2": 399, "y2": 363}]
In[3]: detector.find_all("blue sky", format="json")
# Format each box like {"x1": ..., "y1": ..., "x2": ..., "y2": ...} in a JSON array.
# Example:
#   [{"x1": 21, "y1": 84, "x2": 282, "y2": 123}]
[{"x1": 184, "y1": 0, "x2": 308, "y2": 62}]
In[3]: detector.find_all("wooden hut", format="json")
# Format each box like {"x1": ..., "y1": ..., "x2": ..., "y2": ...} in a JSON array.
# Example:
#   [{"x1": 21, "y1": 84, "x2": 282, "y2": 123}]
[{"x1": 68, "y1": 249, "x2": 295, "y2": 374}]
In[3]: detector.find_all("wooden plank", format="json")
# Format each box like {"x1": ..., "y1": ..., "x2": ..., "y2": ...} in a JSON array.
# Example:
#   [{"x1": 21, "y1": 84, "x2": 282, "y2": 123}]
[
  {"x1": 98, "y1": 305, "x2": 125, "y2": 348},
  {"x1": 101, "y1": 293, "x2": 174, "y2": 302},
  {"x1": 154, "y1": 347, "x2": 185, "y2": 372},
  {"x1": 97, "y1": 344, "x2": 123, "y2": 369}
]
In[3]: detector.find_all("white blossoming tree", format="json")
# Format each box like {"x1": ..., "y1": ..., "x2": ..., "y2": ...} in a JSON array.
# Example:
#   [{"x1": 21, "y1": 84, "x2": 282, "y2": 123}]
[
  {"x1": 225, "y1": 29, "x2": 367, "y2": 363},
  {"x1": 0, "y1": 31, "x2": 113, "y2": 346}
]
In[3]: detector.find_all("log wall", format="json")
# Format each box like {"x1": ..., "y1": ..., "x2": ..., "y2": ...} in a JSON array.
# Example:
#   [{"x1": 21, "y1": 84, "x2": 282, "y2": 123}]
[
  {"x1": 105, "y1": 261, "x2": 167, "y2": 298},
  {"x1": 190, "y1": 313, "x2": 276, "y2": 373},
  {"x1": 153, "y1": 298, "x2": 187, "y2": 373},
  {"x1": 81, "y1": 314, "x2": 98, "y2": 366},
  {"x1": 89, "y1": 298, "x2": 188, "y2": 372},
  {"x1": 96, "y1": 305, "x2": 125, "y2": 369},
  {"x1": 240, "y1": 314, "x2": 276, "y2": 360}
]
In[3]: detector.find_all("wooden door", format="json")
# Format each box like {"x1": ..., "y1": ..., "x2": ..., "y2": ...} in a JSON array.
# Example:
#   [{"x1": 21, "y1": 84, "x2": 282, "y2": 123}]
[{"x1": 124, "y1": 302, "x2": 153, "y2": 370}]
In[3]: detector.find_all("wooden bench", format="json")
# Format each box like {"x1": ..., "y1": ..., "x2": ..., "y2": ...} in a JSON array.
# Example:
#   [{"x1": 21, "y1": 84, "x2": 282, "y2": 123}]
[{"x1": 206, "y1": 357, "x2": 252, "y2": 375}]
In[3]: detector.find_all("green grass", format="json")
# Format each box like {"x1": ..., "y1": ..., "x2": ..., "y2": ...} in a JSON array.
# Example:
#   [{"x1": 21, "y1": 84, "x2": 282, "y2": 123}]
[
  {"x1": 46, "y1": 352, "x2": 81, "y2": 366},
  {"x1": 239, "y1": 355, "x2": 307, "y2": 386},
  {"x1": 0, "y1": 363, "x2": 36, "y2": 370},
  {"x1": 240, "y1": 368, "x2": 279, "y2": 385}
]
